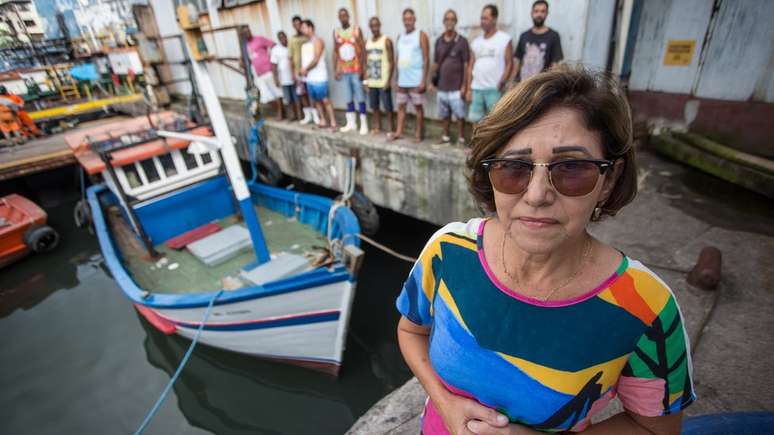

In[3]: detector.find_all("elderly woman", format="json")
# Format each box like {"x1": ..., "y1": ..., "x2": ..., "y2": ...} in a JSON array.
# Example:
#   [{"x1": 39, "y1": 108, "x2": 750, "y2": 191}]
[{"x1": 396, "y1": 66, "x2": 695, "y2": 435}]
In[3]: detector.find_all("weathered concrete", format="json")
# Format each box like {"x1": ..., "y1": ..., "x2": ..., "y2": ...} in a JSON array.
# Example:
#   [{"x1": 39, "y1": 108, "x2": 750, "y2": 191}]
[
  {"x1": 346, "y1": 150, "x2": 774, "y2": 434},
  {"x1": 650, "y1": 132, "x2": 774, "y2": 199},
  {"x1": 218, "y1": 100, "x2": 480, "y2": 226},
  {"x1": 263, "y1": 122, "x2": 478, "y2": 226}
]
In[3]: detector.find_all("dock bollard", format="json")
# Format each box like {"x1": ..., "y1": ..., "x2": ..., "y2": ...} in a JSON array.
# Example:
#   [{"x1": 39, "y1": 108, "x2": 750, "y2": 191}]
[{"x1": 687, "y1": 246, "x2": 722, "y2": 290}]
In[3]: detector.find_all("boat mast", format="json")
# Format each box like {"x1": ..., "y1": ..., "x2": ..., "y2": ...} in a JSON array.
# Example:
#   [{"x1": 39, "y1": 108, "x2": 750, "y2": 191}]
[{"x1": 172, "y1": 6, "x2": 270, "y2": 266}]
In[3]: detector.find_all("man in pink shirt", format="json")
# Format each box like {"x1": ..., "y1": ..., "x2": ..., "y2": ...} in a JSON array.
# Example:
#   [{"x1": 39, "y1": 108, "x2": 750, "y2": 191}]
[{"x1": 247, "y1": 35, "x2": 283, "y2": 109}]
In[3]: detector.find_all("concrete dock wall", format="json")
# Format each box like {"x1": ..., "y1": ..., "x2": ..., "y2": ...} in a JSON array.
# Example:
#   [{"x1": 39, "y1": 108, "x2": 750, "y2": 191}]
[{"x1": 219, "y1": 101, "x2": 479, "y2": 226}]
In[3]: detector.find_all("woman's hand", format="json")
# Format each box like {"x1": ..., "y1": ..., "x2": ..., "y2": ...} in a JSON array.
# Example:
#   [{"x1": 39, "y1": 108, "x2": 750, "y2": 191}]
[
  {"x1": 435, "y1": 393, "x2": 509, "y2": 435},
  {"x1": 466, "y1": 420, "x2": 541, "y2": 435}
]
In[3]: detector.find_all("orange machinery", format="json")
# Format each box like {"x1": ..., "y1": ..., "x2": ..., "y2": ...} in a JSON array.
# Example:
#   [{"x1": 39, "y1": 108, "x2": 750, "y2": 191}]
[{"x1": 0, "y1": 194, "x2": 59, "y2": 268}]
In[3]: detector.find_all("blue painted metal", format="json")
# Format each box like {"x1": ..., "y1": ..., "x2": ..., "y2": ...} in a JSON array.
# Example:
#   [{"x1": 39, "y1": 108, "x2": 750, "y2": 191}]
[
  {"x1": 249, "y1": 183, "x2": 361, "y2": 248},
  {"x1": 239, "y1": 197, "x2": 270, "y2": 265},
  {"x1": 247, "y1": 119, "x2": 265, "y2": 185},
  {"x1": 87, "y1": 183, "x2": 358, "y2": 309},
  {"x1": 134, "y1": 176, "x2": 236, "y2": 244},
  {"x1": 682, "y1": 412, "x2": 774, "y2": 435},
  {"x1": 175, "y1": 311, "x2": 341, "y2": 331}
]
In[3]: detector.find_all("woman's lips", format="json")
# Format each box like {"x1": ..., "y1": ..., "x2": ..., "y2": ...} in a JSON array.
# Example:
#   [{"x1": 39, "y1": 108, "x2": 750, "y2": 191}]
[{"x1": 518, "y1": 217, "x2": 559, "y2": 228}]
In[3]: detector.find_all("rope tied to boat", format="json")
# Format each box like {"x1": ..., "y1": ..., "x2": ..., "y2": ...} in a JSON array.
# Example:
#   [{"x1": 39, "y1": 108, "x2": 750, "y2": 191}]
[
  {"x1": 134, "y1": 290, "x2": 223, "y2": 435},
  {"x1": 326, "y1": 156, "x2": 417, "y2": 264},
  {"x1": 327, "y1": 157, "x2": 357, "y2": 258}
]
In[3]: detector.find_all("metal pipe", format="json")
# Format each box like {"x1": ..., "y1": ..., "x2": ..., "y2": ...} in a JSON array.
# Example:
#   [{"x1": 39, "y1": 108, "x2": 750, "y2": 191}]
[
  {"x1": 98, "y1": 151, "x2": 158, "y2": 258},
  {"x1": 175, "y1": 15, "x2": 270, "y2": 266}
]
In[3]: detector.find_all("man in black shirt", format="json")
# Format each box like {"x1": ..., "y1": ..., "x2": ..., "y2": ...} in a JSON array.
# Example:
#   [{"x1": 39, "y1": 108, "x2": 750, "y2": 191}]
[{"x1": 512, "y1": 0, "x2": 563, "y2": 83}]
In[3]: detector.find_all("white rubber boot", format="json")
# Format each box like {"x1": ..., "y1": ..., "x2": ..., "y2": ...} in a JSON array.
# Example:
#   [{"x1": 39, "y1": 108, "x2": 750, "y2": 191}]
[
  {"x1": 340, "y1": 112, "x2": 357, "y2": 132},
  {"x1": 312, "y1": 108, "x2": 322, "y2": 126},
  {"x1": 300, "y1": 107, "x2": 313, "y2": 125},
  {"x1": 359, "y1": 114, "x2": 369, "y2": 135}
]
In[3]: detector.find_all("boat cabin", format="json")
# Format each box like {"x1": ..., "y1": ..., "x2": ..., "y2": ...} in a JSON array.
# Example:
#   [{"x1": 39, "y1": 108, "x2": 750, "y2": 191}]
[{"x1": 65, "y1": 111, "x2": 220, "y2": 203}]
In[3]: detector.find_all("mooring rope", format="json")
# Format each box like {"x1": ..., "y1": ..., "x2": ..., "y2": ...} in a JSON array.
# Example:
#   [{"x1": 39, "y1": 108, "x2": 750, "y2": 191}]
[
  {"x1": 134, "y1": 290, "x2": 223, "y2": 435},
  {"x1": 356, "y1": 234, "x2": 417, "y2": 263}
]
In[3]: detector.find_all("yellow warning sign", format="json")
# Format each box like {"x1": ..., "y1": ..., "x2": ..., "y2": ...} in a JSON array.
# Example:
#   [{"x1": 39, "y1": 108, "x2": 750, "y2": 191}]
[{"x1": 664, "y1": 40, "x2": 696, "y2": 66}]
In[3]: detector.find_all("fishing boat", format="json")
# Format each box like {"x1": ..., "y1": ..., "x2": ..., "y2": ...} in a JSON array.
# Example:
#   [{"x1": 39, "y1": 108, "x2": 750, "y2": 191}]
[
  {"x1": 0, "y1": 194, "x2": 59, "y2": 268},
  {"x1": 68, "y1": 110, "x2": 363, "y2": 376}
]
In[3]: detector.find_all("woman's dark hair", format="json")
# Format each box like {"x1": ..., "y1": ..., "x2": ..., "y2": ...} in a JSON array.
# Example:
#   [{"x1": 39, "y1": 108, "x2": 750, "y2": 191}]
[
  {"x1": 467, "y1": 65, "x2": 637, "y2": 219},
  {"x1": 302, "y1": 19, "x2": 314, "y2": 29}
]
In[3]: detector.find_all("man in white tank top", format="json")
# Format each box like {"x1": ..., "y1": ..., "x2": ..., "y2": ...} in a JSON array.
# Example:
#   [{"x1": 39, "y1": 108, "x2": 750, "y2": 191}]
[
  {"x1": 299, "y1": 19, "x2": 338, "y2": 131},
  {"x1": 466, "y1": 4, "x2": 513, "y2": 125}
]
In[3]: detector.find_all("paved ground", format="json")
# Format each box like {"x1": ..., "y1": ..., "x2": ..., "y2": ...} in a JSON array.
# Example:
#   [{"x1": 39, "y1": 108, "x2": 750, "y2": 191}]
[{"x1": 346, "y1": 148, "x2": 774, "y2": 434}]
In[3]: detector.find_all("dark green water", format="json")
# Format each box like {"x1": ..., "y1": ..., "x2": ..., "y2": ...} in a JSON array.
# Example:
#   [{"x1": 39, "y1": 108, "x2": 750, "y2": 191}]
[{"x1": 0, "y1": 168, "x2": 437, "y2": 435}]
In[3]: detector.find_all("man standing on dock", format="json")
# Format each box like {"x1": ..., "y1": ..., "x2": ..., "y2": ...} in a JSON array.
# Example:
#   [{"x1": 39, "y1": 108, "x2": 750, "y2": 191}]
[
  {"x1": 466, "y1": 4, "x2": 512, "y2": 125},
  {"x1": 271, "y1": 31, "x2": 299, "y2": 121},
  {"x1": 289, "y1": 15, "x2": 315, "y2": 125},
  {"x1": 299, "y1": 20, "x2": 338, "y2": 131},
  {"x1": 247, "y1": 34, "x2": 283, "y2": 115},
  {"x1": 334, "y1": 8, "x2": 368, "y2": 135},
  {"x1": 431, "y1": 9, "x2": 469, "y2": 146},
  {"x1": 389, "y1": 8, "x2": 429, "y2": 143},
  {"x1": 513, "y1": 0, "x2": 564, "y2": 83},
  {"x1": 365, "y1": 16, "x2": 394, "y2": 135}
]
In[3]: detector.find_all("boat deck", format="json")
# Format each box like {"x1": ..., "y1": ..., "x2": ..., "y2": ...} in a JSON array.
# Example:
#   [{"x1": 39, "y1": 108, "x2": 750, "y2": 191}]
[
  {"x1": 0, "y1": 116, "x2": 128, "y2": 181},
  {"x1": 109, "y1": 204, "x2": 328, "y2": 294}
]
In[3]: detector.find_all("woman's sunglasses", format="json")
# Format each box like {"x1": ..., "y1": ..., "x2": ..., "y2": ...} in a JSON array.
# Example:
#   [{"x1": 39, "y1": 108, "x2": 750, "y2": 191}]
[{"x1": 481, "y1": 158, "x2": 615, "y2": 197}]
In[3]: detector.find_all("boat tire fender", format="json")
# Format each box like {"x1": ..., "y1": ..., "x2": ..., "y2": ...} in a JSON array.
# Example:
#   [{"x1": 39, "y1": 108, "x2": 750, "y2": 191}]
[
  {"x1": 73, "y1": 199, "x2": 92, "y2": 229},
  {"x1": 24, "y1": 224, "x2": 60, "y2": 254},
  {"x1": 255, "y1": 154, "x2": 283, "y2": 186},
  {"x1": 339, "y1": 191, "x2": 380, "y2": 236}
]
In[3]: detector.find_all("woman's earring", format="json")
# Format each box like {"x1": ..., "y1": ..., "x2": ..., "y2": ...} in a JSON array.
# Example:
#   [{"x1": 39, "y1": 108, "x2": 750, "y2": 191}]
[{"x1": 592, "y1": 206, "x2": 602, "y2": 221}]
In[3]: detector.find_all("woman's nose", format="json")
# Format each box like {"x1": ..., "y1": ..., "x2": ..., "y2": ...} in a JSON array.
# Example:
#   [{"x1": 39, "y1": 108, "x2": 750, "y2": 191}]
[{"x1": 522, "y1": 166, "x2": 554, "y2": 207}]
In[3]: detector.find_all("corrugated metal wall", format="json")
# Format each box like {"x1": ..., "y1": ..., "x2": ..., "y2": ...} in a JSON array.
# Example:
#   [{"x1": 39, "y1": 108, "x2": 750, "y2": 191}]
[
  {"x1": 628, "y1": 0, "x2": 774, "y2": 103},
  {"x1": 151, "y1": 0, "x2": 617, "y2": 115}
]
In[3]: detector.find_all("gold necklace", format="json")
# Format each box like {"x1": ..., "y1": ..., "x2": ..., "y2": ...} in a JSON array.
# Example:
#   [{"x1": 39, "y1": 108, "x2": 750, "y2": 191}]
[{"x1": 500, "y1": 227, "x2": 593, "y2": 301}]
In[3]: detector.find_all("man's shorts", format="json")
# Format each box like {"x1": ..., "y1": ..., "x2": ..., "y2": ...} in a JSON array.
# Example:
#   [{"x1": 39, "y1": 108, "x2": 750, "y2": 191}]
[
  {"x1": 341, "y1": 72, "x2": 366, "y2": 104},
  {"x1": 368, "y1": 87, "x2": 393, "y2": 112},
  {"x1": 468, "y1": 88, "x2": 502, "y2": 122},
  {"x1": 395, "y1": 87, "x2": 426, "y2": 106},
  {"x1": 437, "y1": 90, "x2": 466, "y2": 120},
  {"x1": 282, "y1": 84, "x2": 298, "y2": 104},
  {"x1": 306, "y1": 81, "x2": 329, "y2": 102},
  {"x1": 256, "y1": 72, "x2": 282, "y2": 104},
  {"x1": 295, "y1": 80, "x2": 307, "y2": 96}
]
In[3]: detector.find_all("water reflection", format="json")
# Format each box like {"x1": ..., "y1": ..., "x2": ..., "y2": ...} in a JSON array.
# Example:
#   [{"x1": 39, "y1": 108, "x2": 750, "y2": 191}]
[
  {"x1": 0, "y1": 205, "x2": 100, "y2": 318},
  {"x1": 138, "y1": 312, "x2": 370, "y2": 434}
]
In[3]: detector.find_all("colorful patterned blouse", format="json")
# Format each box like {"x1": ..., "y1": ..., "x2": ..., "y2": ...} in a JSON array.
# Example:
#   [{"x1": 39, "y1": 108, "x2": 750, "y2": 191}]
[{"x1": 396, "y1": 218, "x2": 696, "y2": 433}]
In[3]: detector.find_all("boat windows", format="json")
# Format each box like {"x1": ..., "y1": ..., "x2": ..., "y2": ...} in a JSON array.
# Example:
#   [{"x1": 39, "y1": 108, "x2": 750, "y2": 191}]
[
  {"x1": 113, "y1": 146, "x2": 221, "y2": 202},
  {"x1": 158, "y1": 153, "x2": 178, "y2": 177},
  {"x1": 182, "y1": 149, "x2": 199, "y2": 170},
  {"x1": 140, "y1": 158, "x2": 161, "y2": 183},
  {"x1": 123, "y1": 163, "x2": 142, "y2": 188}
]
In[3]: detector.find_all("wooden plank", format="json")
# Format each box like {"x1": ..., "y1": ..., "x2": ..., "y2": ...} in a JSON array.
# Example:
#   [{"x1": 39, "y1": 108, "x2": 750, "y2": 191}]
[{"x1": 0, "y1": 116, "x2": 128, "y2": 181}]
